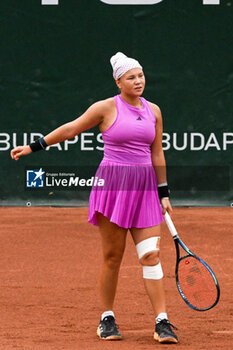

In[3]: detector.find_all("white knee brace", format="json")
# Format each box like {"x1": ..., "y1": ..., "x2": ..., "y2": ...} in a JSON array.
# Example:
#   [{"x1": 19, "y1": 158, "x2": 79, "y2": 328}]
[{"x1": 136, "y1": 237, "x2": 164, "y2": 280}]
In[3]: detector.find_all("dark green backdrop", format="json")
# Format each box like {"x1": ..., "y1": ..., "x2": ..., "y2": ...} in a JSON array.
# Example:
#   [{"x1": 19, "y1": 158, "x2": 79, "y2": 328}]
[{"x1": 0, "y1": 0, "x2": 232, "y2": 206}]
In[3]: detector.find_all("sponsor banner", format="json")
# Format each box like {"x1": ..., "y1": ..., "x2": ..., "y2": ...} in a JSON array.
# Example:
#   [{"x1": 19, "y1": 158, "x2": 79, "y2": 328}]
[
  {"x1": 1, "y1": 0, "x2": 231, "y2": 205},
  {"x1": 1, "y1": 132, "x2": 233, "y2": 152}
]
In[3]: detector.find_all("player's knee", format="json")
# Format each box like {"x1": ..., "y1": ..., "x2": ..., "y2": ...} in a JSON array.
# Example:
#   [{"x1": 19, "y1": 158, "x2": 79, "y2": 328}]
[
  {"x1": 104, "y1": 251, "x2": 123, "y2": 270},
  {"x1": 136, "y1": 237, "x2": 163, "y2": 280},
  {"x1": 136, "y1": 236, "x2": 161, "y2": 265},
  {"x1": 139, "y1": 250, "x2": 160, "y2": 266}
]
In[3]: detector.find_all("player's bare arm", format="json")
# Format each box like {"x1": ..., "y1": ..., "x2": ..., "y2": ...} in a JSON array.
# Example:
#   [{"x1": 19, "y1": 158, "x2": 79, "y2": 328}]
[
  {"x1": 149, "y1": 103, "x2": 167, "y2": 184},
  {"x1": 149, "y1": 102, "x2": 172, "y2": 215},
  {"x1": 10, "y1": 99, "x2": 114, "y2": 161}
]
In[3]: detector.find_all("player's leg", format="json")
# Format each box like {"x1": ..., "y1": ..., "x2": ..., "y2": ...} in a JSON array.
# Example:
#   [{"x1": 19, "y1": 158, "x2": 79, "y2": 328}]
[
  {"x1": 96, "y1": 212, "x2": 128, "y2": 340},
  {"x1": 130, "y1": 225, "x2": 178, "y2": 343},
  {"x1": 130, "y1": 225, "x2": 166, "y2": 315}
]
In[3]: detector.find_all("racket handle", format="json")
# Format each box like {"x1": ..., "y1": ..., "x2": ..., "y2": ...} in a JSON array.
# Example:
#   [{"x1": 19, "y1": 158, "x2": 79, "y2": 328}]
[{"x1": 164, "y1": 212, "x2": 179, "y2": 238}]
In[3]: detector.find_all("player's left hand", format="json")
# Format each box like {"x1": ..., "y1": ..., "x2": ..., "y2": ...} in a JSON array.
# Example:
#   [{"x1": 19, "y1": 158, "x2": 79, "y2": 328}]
[{"x1": 161, "y1": 198, "x2": 172, "y2": 216}]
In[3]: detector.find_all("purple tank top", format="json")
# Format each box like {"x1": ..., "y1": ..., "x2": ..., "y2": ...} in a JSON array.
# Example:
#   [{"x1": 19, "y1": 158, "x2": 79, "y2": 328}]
[{"x1": 102, "y1": 94, "x2": 156, "y2": 164}]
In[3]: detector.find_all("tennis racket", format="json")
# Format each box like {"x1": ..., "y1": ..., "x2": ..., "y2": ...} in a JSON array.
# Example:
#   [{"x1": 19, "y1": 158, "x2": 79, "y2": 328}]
[{"x1": 164, "y1": 212, "x2": 220, "y2": 311}]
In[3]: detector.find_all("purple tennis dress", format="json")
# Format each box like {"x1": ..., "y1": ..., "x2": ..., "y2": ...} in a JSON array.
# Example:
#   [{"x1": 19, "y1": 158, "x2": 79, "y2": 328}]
[{"x1": 88, "y1": 94, "x2": 164, "y2": 229}]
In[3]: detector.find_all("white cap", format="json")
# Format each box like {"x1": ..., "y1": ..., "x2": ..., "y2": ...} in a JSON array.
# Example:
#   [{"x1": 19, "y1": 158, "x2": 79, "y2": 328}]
[{"x1": 110, "y1": 52, "x2": 143, "y2": 80}]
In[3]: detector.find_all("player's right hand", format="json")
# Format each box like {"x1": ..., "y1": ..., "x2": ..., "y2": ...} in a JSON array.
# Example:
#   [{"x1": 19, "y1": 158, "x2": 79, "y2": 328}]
[{"x1": 10, "y1": 145, "x2": 32, "y2": 161}]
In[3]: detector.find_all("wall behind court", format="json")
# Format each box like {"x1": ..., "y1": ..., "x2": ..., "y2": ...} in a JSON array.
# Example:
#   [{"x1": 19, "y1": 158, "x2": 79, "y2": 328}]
[{"x1": 0, "y1": 0, "x2": 232, "y2": 206}]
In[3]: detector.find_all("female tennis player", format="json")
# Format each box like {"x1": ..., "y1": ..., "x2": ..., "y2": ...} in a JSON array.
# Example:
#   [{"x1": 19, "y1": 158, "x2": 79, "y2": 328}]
[{"x1": 11, "y1": 52, "x2": 178, "y2": 344}]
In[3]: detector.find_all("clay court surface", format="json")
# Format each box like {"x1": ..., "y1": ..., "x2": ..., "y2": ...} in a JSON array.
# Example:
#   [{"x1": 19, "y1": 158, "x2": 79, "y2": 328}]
[{"x1": 0, "y1": 207, "x2": 232, "y2": 350}]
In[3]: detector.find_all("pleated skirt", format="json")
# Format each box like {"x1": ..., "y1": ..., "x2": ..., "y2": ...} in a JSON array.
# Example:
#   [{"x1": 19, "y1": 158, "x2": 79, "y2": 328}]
[{"x1": 88, "y1": 159, "x2": 164, "y2": 229}]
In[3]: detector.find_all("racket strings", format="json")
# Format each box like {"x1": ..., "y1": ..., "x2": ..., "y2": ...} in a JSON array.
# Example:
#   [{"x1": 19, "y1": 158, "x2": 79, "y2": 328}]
[{"x1": 178, "y1": 256, "x2": 218, "y2": 310}]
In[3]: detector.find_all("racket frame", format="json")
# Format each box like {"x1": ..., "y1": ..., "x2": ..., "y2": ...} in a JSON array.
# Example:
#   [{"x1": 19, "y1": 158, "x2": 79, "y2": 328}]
[{"x1": 164, "y1": 212, "x2": 220, "y2": 311}]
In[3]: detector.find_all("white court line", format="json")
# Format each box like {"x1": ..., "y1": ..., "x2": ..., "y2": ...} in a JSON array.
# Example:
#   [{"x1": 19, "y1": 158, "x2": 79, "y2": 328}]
[
  {"x1": 212, "y1": 331, "x2": 233, "y2": 334},
  {"x1": 42, "y1": 0, "x2": 59, "y2": 5}
]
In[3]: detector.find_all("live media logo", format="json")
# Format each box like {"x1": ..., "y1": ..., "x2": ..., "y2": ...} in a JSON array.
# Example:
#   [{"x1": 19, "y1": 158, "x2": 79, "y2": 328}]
[
  {"x1": 26, "y1": 169, "x2": 45, "y2": 188},
  {"x1": 25, "y1": 167, "x2": 104, "y2": 190}
]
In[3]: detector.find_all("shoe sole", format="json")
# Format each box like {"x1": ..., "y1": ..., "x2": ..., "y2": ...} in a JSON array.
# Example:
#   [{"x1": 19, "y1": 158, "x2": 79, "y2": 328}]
[
  {"x1": 97, "y1": 327, "x2": 122, "y2": 340},
  {"x1": 154, "y1": 332, "x2": 178, "y2": 344}
]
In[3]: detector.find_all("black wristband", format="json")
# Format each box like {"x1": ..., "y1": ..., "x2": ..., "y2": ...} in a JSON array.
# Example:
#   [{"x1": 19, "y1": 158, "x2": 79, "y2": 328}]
[
  {"x1": 29, "y1": 137, "x2": 48, "y2": 152},
  {"x1": 158, "y1": 183, "x2": 170, "y2": 199}
]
